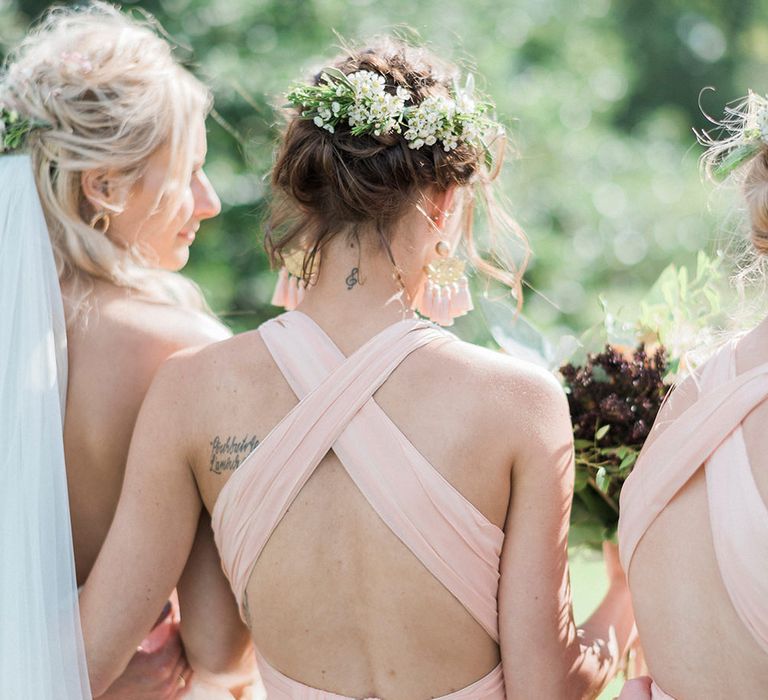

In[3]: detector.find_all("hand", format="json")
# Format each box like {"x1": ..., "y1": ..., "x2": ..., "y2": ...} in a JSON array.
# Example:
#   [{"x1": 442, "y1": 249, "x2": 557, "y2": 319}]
[{"x1": 97, "y1": 622, "x2": 192, "y2": 700}]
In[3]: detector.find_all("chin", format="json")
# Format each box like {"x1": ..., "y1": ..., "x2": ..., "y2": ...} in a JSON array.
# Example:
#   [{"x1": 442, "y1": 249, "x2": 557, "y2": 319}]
[{"x1": 163, "y1": 248, "x2": 191, "y2": 272}]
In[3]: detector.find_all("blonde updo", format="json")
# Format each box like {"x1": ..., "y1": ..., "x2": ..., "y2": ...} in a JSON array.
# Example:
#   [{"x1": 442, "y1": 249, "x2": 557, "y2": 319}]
[
  {"x1": 701, "y1": 93, "x2": 768, "y2": 259},
  {"x1": 1, "y1": 1, "x2": 212, "y2": 312}
]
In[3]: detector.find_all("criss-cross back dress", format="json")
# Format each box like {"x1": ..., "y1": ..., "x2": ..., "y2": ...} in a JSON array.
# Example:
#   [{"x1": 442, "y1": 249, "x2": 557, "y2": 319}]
[
  {"x1": 618, "y1": 342, "x2": 768, "y2": 699},
  {"x1": 211, "y1": 311, "x2": 506, "y2": 699}
]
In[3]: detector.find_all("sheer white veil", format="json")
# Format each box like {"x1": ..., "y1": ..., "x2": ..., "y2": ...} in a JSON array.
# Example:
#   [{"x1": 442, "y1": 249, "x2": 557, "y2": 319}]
[{"x1": 0, "y1": 154, "x2": 92, "y2": 698}]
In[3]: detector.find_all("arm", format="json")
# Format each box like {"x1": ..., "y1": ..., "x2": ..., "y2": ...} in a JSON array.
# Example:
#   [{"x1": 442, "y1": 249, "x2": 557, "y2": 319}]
[
  {"x1": 177, "y1": 513, "x2": 255, "y2": 680},
  {"x1": 79, "y1": 356, "x2": 203, "y2": 696},
  {"x1": 498, "y1": 370, "x2": 634, "y2": 700}
]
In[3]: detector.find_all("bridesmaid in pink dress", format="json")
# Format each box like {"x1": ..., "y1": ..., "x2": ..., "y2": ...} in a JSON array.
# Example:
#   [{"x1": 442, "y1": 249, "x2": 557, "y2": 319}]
[
  {"x1": 617, "y1": 96, "x2": 768, "y2": 699},
  {"x1": 80, "y1": 38, "x2": 636, "y2": 699}
]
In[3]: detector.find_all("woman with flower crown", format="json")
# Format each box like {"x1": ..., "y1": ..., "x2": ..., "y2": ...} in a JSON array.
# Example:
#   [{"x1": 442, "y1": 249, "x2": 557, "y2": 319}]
[
  {"x1": 616, "y1": 95, "x2": 768, "y2": 700},
  {"x1": 78, "y1": 38, "x2": 635, "y2": 699},
  {"x1": 0, "y1": 3, "x2": 253, "y2": 698}
]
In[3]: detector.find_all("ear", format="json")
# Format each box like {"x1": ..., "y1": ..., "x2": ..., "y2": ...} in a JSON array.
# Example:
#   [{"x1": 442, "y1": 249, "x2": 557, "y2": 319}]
[
  {"x1": 80, "y1": 169, "x2": 119, "y2": 213},
  {"x1": 426, "y1": 186, "x2": 457, "y2": 230}
]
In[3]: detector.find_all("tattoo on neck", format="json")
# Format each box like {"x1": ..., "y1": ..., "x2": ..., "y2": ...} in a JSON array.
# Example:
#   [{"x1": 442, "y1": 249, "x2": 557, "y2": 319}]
[
  {"x1": 345, "y1": 267, "x2": 360, "y2": 290},
  {"x1": 209, "y1": 434, "x2": 260, "y2": 474}
]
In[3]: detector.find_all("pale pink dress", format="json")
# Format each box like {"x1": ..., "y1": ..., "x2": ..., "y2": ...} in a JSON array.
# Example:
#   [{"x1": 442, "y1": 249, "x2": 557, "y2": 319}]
[
  {"x1": 617, "y1": 342, "x2": 768, "y2": 699},
  {"x1": 211, "y1": 311, "x2": 506, "y2": 699}
]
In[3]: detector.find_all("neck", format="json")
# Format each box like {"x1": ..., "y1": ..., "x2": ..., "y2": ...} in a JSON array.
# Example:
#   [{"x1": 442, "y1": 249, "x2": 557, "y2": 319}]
[{"x1": 295, "y1": 228, "x2": 429, "y2": 347}]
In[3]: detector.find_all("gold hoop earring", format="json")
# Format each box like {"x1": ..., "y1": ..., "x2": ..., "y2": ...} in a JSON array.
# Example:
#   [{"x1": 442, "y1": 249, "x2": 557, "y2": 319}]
[{"x1": 89, "y1": 210, "x2": 111, "y2": 234}]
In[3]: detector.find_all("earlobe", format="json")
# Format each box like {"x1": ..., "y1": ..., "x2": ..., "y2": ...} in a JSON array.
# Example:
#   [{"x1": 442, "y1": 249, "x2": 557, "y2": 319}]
[{"x1": 80, "y1": 169, "x2": 115, "y2": 213}]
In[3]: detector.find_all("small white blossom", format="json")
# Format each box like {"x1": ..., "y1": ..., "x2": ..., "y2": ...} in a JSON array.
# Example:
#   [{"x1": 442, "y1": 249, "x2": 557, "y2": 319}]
[
  {"x1": 286, "y1": 68, "x2": 497, "y2": 160},
  {"x1": 757, "y1": 105, "x2": 768, "y2": 143}
]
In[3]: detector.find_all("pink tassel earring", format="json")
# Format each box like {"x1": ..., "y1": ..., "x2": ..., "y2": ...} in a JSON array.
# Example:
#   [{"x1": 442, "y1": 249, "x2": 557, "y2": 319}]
[
  {"x1": 271, "y1": 249, "x2": 311, "y2": 311},
  {"x1": 416, "y1": 240, "x2": 473, "y2": 327}
]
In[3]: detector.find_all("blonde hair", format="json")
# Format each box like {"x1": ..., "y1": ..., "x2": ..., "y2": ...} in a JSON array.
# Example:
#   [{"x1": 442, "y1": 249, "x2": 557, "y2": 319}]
[
  {"x1": 1, "y1": 2, "x2": 212, "y2": 314},
  {"x1": 701, "y1": 92, "x2": 768, "y2": 261}
]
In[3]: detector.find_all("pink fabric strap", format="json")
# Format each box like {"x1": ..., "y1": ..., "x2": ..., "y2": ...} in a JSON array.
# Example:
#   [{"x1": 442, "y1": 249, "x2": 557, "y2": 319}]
[
  {"x1": 259, "y1": 311, "x2": 503, "y2": 642},
  {"x1": 618, "y1": 344, "x2": 768, "y2": 656},
  {"x1": 211, "y1": 313, "x2": 476, "y2": 625}
]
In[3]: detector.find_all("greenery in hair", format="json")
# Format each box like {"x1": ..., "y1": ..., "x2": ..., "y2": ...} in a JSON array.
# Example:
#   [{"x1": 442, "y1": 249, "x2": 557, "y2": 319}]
[
  {"x1": 285, "y1": 67, "x2": 503, "y2": 166},
  {"x1": 707, "y1": 91, "x2": 768, "y2": 182},
  {"x1": 0, "y1": 106, "x2": 48, "y2": 153}
]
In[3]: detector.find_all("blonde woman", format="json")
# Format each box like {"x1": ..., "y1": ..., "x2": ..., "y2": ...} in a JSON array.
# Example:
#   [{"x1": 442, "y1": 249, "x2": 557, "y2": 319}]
[
  {"x1": 0, "y1": 3, "x2": 250, "y2": 698},
  {"x1": 79, "y1": 38, "x2": 634, "y2": 699},
  {"x1": 617, "y1": 94, "x2": 768, "y2": 699}
]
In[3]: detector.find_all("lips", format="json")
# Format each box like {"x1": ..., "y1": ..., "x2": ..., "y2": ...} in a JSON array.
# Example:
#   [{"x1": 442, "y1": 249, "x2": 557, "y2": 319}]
[{"x1": 178, "y1": 229, "x2": 197, "y2": 243}]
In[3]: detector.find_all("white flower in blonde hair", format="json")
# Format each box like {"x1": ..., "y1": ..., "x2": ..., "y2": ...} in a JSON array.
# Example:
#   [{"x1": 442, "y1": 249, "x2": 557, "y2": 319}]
[{"x1": 60, "y1": 50, "x2": 93, "y2": 74}]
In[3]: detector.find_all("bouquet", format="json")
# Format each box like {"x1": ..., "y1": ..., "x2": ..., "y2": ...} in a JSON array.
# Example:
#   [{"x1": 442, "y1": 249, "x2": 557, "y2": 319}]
[
  {"x1": 482, "y1": 252, "x2": 728, "y2": 549},
  {"x1": 561, "y1": 344, "x2": 668, "y2": 547}
]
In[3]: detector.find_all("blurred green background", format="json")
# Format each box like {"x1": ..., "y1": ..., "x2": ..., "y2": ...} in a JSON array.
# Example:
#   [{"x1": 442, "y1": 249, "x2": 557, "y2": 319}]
[
  {"x1": 1, "y1": 0, "x2": 758, "y2": 338},
  {"x1": 1, "y1": 1, "x2": 758, "y2": 696}
]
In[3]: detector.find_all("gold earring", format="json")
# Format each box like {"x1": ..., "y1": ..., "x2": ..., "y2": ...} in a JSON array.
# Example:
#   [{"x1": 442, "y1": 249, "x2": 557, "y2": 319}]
[
  {"x1": 89, "y1": 210, "x2": 110, "y2": 234},
  {"x1": 270, "y1": 248, "x2": 316, "y2": 310},
  {"x1": 416, "y1": 239, "x2": 474, "y2": 327}
]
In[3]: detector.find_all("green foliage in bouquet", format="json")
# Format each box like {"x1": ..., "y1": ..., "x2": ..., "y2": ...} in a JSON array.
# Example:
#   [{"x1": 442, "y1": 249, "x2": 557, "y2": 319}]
[
  {"x1": 563, "y1": 251, "x2": 727, "y2": 549},
  {"x1": 561, "y1": 345, "x2": 668, "y2": 548},
  {"x1": 482, "y1": 252, "x2": 727, "y2": 550}
]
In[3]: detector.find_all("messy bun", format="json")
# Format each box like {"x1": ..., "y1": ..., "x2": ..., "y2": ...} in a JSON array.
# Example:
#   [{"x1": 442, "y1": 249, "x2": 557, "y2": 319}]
[{"x1": 267, "y1": 37, "x2": 527, "y2": 301}]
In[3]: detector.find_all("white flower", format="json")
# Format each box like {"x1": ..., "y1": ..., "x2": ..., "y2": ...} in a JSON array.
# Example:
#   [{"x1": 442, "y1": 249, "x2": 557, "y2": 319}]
[
  {"x1": 313, "y1": 115, "x2": 324, "y2": 127},
  {"x1": 757, "y1": 105, "x2": 768, "y2": 143}
]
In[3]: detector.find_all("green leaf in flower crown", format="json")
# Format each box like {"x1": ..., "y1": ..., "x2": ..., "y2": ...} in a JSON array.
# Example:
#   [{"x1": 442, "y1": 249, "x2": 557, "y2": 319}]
[
  {"x1": 712, "y1": 141, "x2": 762, "y2": 182},
  {"x1": 321, "y1": 67, "x2": 352, "y2": 87}
]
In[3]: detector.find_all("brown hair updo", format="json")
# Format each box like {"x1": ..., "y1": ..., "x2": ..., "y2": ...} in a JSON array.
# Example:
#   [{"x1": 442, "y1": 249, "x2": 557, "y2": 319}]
[{"x1": 267, "y1": 37, "x2": 527, "y2": 301}]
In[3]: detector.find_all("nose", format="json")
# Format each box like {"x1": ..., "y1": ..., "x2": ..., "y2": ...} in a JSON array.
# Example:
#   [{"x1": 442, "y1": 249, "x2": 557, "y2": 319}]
[{"x1": 193, "y1": 169, "x2": 221, "y2": 222}]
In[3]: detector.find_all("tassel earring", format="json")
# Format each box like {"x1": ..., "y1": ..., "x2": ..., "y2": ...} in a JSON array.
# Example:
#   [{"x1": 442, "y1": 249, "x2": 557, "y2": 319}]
[
  {"x1": 416, "y1": 240, "x2": 473, "y2": 327},
  {"x1": 271, "y1": 249, "x2": 310, "y2": 310}
]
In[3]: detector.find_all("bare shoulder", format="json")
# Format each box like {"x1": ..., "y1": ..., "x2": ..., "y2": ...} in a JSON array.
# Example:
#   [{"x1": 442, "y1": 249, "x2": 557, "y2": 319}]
[
  {"x1": 96, "y1": 293, "x2": 231, "y2": 352},
  {"x1": 403, "y1": 336, "x2": 571, "y2": 469},
  {"x1": 149, "y1": 326, "x2": 271, "y2": 404},
  {"x1": 65, "y1": 287, "x2": 232, "y2": 432},
  {"x1": 421, "y1": 336, "x2": 568, "y2": 417}
]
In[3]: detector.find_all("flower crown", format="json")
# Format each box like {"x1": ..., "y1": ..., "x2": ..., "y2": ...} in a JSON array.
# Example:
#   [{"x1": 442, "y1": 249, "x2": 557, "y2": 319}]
[
  {"x1": 286, "y1": 67, "x2": 503, "y2": 162},
  {"x1": 0, "y1": 106, "x2": 48, "y2": 154},
  {"x1": 711, "y1": 91, "x2": 768, "y2": 181}
]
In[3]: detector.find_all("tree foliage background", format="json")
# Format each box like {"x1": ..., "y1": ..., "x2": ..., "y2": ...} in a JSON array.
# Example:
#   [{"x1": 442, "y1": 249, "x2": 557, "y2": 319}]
[{"x1": 1, "y1": 0, "x2": 761, "y2": 338}]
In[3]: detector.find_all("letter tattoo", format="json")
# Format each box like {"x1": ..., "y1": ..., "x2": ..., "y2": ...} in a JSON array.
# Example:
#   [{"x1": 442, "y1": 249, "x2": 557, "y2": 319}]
[{"x1": 208, "y1": 434, "x2": 260, "y2": 474}]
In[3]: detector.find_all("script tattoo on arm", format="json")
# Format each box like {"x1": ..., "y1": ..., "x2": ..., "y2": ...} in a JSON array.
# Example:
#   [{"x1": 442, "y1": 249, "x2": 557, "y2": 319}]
[{"x1": 208, "y1": 434, "x2": 260, "y2": 474}]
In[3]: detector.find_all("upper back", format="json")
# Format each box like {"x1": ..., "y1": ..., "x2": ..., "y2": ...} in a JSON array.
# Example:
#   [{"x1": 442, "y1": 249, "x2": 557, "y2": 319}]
[
  {"x1": 626, "y1": 327, "x2": 768, "y2": 698},
  {"x1": 63, "y1": 281, "x2": 229, "y2": 584},
  {"x1": 184, "y1": 312, "x2": 553, "y2": 699}
]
